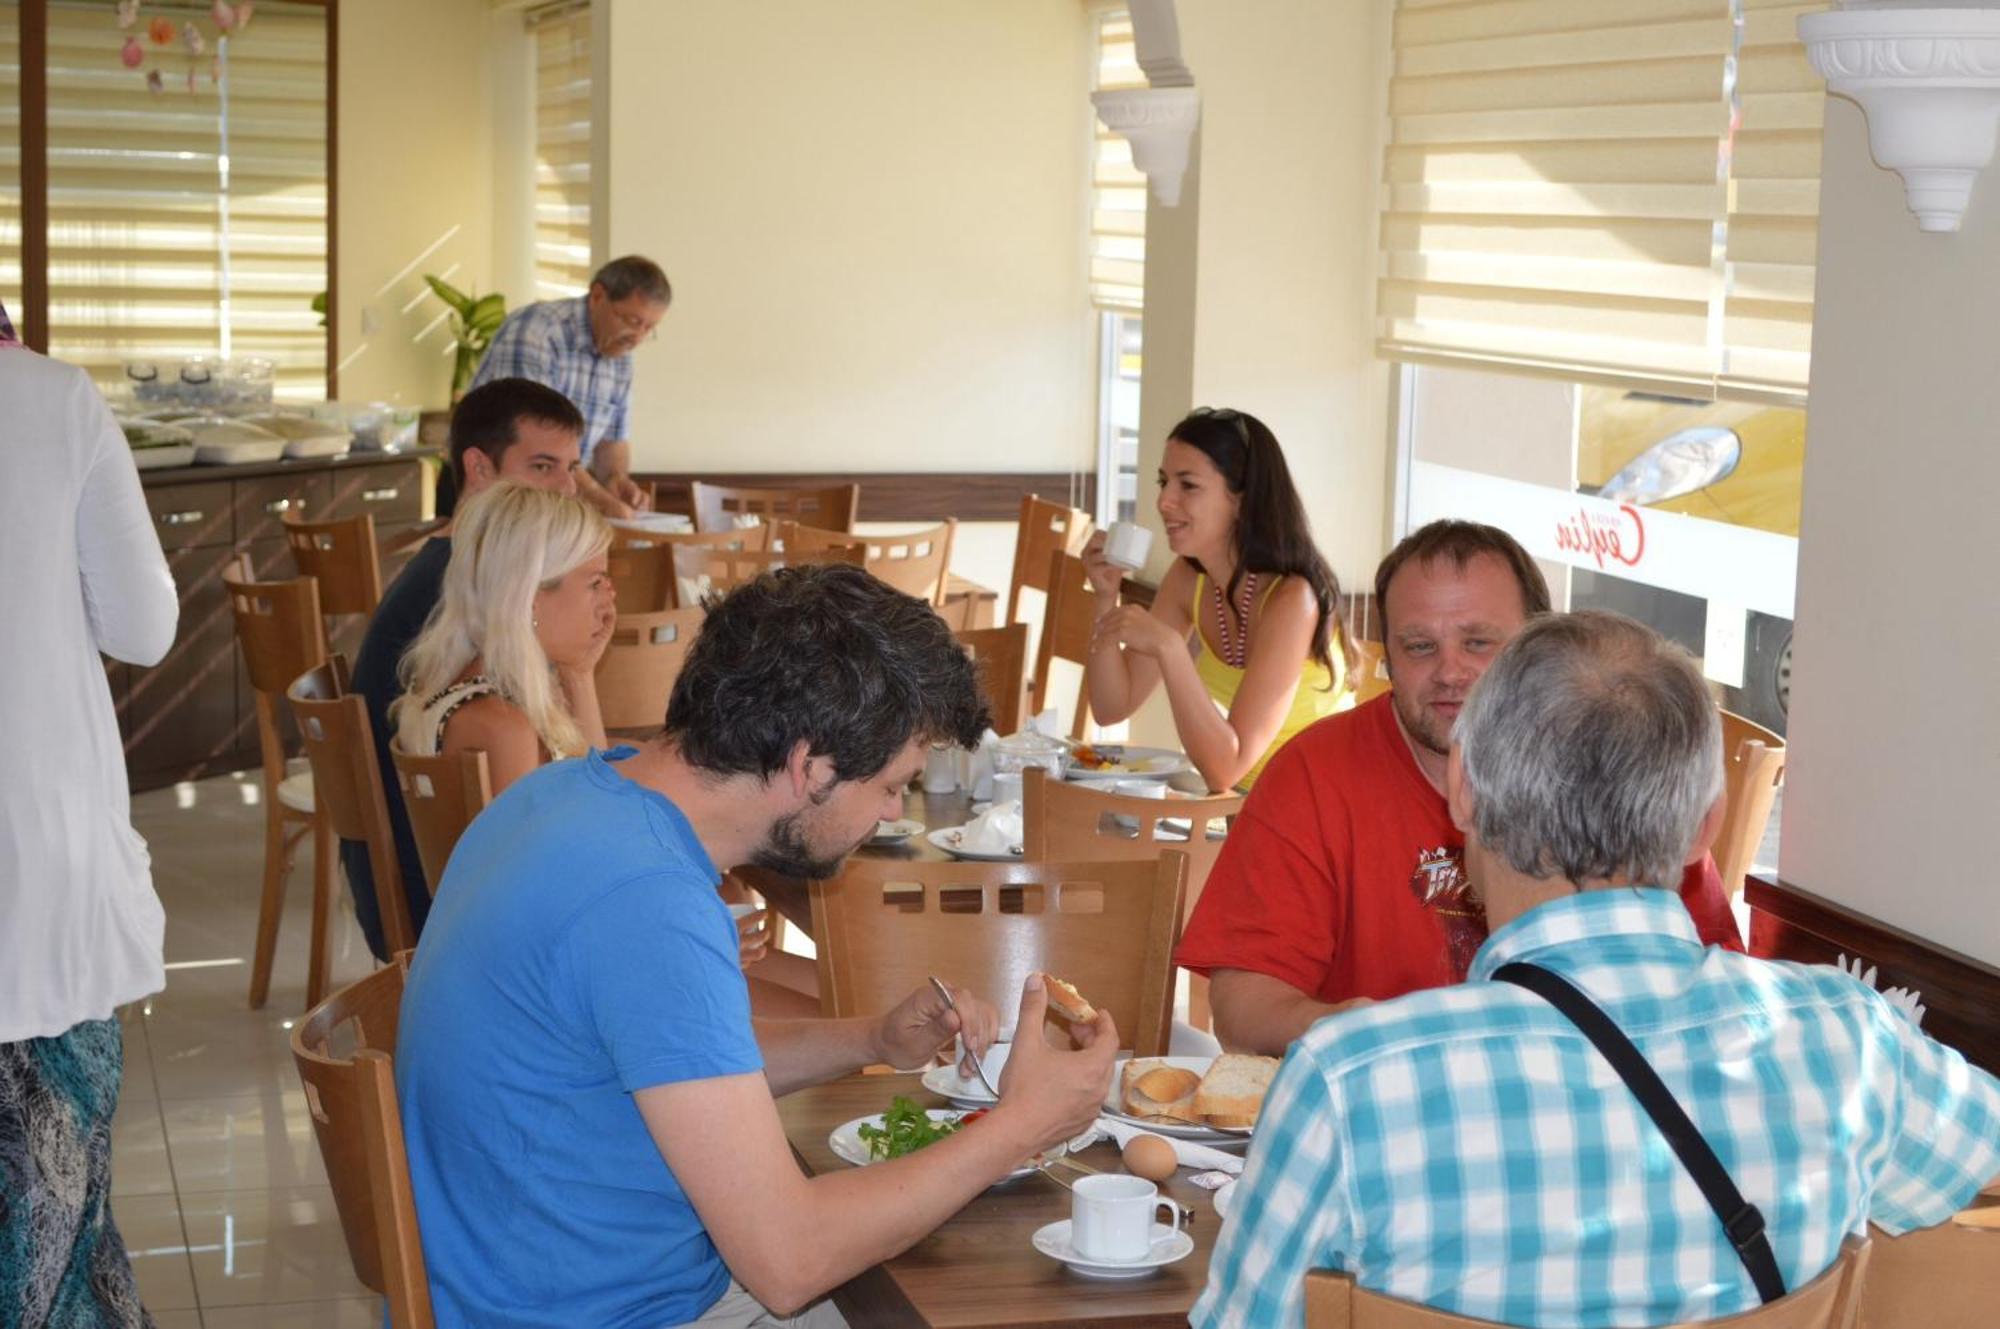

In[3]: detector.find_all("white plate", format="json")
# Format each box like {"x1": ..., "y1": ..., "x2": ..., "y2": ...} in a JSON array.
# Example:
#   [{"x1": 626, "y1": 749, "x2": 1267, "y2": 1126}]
[
  {"x1": 869, "y1": 817, "x2": 924, "y2": 846},
  {"x1": 1062, "y1": 745, "x2": 1190, "y2": 781},
  {"x1": 919, "y1": 1041, "x2": 1011, "y2": 1107},
  {"x1": 827, "y1": 1109, "x2": 1060, "y2": 1182},
  {"x1": 927, "y1": 826, "x2": 1022, "y2": 861},
  {"x1": 1031, "y1": 1220, "x2": 1194, "y2": 1279},
  {"x1": 1213, "y1": 1178, "x2": 1238, "y2": 1219},
  {"x1": 1101, "y1": 1057, "x2": 1253, "y2": 1142}
]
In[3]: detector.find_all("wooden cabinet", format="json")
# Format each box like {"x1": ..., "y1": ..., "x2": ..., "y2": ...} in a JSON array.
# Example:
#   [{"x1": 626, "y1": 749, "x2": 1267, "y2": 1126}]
[{"x1": 127, "y1": 450, "x2": 436, "y2": 792}]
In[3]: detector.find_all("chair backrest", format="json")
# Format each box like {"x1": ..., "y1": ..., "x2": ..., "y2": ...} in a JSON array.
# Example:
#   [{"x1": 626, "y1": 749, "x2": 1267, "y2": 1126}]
[
  {"x1": 389, "y1": 745, "x2": 494, "y2": 891},
  {"x1": 810, "y1": 855, "x2": 1187, "y2": 1057},
  {"x1": 1032, "y1": 549, "x2": 1099, "y2": 740},
  {"x1": 1715, "y1": 709, "x2": 1787, "y2": 902},
  {"x1": 290, "y1": 955, "x2": 434, "y2": 1329},
  {"x1": 224, "y1": 562, "x2": 329, "y2": 699},
  {"x1": 594, "y1": 606, "x2": 707, "y2": 731},
  {"x1": 1304, "y1": 1238, "x2": 1870, "y2": 1329},
  {"x1": 788, "y1": 519, "x2": 957, "y2": 605},
  {"x1": 1007, "y1": 493, "x2": 1093, "y2": 625},
  {"x1": 956, "y1": 622, "x2": 1029, "y2": 736},
  {"x1": 690, "y1": 480, "x2": 860, "y2": 534},
  {"x1": 607, "y1": 528, "x2": 769, "y2": 614},
  {"x1": 284, "y1": 511, "x2": 384, "y2": 618},
  {"x1": 1857, "y1": 1207, "x2": 1998, "y2": 1328},
  {"x1": 701, "y1": 542, "x2": 867, "y2": 595},
  {"x1": 1021, "y1": 768, "x2": 1241, "y2": 928},
  {"x1": 288, "y1": 658, "x2": 415, "y2": 953},
  {"x1": 1350, "y1": 639, "x2": 1392, "y2": 705}
]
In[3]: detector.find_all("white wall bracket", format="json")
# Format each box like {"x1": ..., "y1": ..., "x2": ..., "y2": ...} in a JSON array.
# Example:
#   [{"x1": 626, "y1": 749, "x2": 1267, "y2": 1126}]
[
  {"x1": 1092, "y1": 0, "x2": 1200, "y2": 208},
  {"x1": 1800, "y1": 2, "x2": 2000, "y2": 233}
]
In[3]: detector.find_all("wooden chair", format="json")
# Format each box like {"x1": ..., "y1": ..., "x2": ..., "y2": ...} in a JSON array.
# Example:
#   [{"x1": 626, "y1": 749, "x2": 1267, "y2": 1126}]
[
  {"x1": 1032, "y1": 549, "x2": 1100, "y2": 740},
  {"x1": 288, "y1": 657, "x2": 417, "y2": 955},
  {"x1": 1022, "y1": 768, "x2": 1242, "y2": 1029},
  {"x1": 701, "y1": 542, "x2": 867, "y2": 596},
  {"x1": 606, "y1": 529, "x2": 767, "y2": 615},
  {"x1": 594, "y1": 607, "x2": 707, "y2": 732},
  {"x1": 1716, "y1": 709, "x2": 1787, "y2": 903},
  {"x1": 690, "y1": 480, "x2": 860, "y2": 534},
  {"x1": 284, "y1": 511, "x2": 384, "y2": 620},
  {"x1": 291, "y1": 955, "x2": 434, "y2": 1329},
  {"x1": 1858, "y1": 1202, "x2": 2000, "y2": 1328},
  {"x1": 787, "y1": 520, "x2": 957, "y2": 606},
  {"x1": 1350, "y1": 639, "x2": 1392, "y2": 705},
  {"x1": 1006, "y1": 493, "x2": 1093, "y2": 626},
  {"x1": 388, "y1": 746, "x2": 493, "y2": 891},
  {"x1": 222, "y1": 560, "x2": 335, "y2": 1010},
  {"x1": 810, "y1": 855, "x2": 1188, "y2": 1057},
  {"x1": 1304, "y1": 1238, "x2": 1869, "y2": 1329},
  {"x1": 956, "y1": 622, "x2": 1029, "y2": 736}
]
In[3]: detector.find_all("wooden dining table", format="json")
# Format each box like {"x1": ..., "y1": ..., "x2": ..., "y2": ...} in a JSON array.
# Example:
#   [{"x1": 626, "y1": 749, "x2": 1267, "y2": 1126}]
[{"x1": 779, "y1": 1072, "x2": 1228, "y2": 1327}]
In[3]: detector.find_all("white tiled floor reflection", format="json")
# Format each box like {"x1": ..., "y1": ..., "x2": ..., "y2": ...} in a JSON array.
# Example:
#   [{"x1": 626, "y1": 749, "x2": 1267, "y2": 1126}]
[{"x1": 113, "y1": 772, "x2": 385, "y2": 1327}]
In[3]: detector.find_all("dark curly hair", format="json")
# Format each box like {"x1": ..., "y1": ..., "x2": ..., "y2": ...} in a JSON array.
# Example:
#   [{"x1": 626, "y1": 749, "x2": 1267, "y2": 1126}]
[{"x1": 662, "y1": 563, "x2": 990, "y2": 782}]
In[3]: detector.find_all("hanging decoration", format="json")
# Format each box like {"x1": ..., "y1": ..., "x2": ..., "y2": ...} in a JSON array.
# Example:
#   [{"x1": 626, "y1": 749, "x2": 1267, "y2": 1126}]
[{"x1": 113, "y1": 1, "x2": 255, "y2": 95}]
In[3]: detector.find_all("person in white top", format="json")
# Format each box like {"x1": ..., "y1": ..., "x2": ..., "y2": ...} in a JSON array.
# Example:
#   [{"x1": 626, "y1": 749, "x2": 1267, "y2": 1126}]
[{"x1": 0, "y1": 305, "x2": 178, "y2": 1326}]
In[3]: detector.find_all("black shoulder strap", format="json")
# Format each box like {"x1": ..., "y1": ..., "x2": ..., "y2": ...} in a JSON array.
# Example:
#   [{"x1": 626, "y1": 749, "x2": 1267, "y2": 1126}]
[{"x1": 1493, "y1": 961, "x2": 1787, "y2": 1305}]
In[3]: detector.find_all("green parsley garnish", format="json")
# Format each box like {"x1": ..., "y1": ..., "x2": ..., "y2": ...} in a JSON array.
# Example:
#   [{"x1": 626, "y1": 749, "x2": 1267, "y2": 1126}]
[{"x1": 856, "y1": 1096, "x2": 966, "y2": 1161}]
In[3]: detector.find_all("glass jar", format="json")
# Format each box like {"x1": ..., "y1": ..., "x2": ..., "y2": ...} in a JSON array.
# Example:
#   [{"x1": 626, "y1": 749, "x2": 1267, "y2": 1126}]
[{"x1": 991, "y1": 732, "x2": 1066, "y2": 780}]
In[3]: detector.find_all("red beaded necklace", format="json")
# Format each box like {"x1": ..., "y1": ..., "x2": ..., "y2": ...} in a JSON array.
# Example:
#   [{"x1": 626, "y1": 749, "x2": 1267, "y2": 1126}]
[{"x1": 1211, "y1": 571, "x2": 1258, "y2": 668}]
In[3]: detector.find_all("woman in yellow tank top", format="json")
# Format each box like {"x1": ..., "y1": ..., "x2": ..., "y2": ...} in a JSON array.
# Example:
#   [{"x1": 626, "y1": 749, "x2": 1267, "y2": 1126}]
[{"x1": 1083, "y1": 407, "x2": 1354, "y2": 791}]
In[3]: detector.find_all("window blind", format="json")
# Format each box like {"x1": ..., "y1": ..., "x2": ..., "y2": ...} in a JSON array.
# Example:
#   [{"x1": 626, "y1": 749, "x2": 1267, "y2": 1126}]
[
  {"x1": 43, "y1": 0, "x2": 326, "y2": 400},
  {"x1": 1377, "y1": 0, "x2": 1825, "y2": 405},
  {"x1": 1090, "y1": 8, "x2": 1145, "y2": 313},
  {"x1": 0, "y1": 8, "x2": 20, "y2": 311},
  {"x1": 531, "y1": 2, "x2": 592, "y2": 302}
]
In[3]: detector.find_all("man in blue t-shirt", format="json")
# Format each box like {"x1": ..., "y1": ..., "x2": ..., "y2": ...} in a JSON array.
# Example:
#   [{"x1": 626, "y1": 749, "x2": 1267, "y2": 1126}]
[
  {"x1": 342, "y1": 377, "x2": 586, "y2": 960},
  {"x1": 396, "y1": 565, "x2": 1119, "y2": 1327}
]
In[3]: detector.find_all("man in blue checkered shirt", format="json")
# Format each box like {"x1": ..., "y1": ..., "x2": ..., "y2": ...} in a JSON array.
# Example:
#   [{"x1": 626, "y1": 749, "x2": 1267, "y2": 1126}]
[
  {"x1": 470, "y1": 255, "x2": 670, "y2": 518},
  {"x1": 1194, "y1": 611, "x2": 2000, "y2": 1328}
]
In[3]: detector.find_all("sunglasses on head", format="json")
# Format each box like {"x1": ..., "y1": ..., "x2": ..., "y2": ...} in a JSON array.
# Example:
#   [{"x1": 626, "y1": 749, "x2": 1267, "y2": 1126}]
[{"x1": 1188, "y1": 405, "x2": 1250, "y2": 446}]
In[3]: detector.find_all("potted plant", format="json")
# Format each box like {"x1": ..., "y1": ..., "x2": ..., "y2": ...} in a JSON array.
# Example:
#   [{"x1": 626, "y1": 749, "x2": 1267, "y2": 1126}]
[{"x1": 424, "y1": 275, "x2": 508, "y2": 400}]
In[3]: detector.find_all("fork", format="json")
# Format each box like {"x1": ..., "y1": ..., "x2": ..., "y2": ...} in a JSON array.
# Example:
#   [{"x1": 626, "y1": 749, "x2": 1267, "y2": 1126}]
[{"x1": 927, "y1": 976, "x2": 1002, "y2": 1099}]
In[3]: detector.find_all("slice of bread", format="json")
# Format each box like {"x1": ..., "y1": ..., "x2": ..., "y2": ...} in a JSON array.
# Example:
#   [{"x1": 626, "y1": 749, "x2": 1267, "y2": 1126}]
[
  {"x1": 1042, "y1": 974, "x2": 1097, "y2": 1023},
  {"x1": 1120, "y1": 1058, "x2": 1203, "y2": 1124},
  {"x1": 1194, "y1": 1053, "x2": 1279, "y2": 1128}
]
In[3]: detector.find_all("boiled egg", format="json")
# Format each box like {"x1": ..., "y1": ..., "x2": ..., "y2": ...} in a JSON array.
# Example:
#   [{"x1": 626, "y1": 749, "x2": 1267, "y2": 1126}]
[{"x1": 1121, "y1": 1133, "x2": 1178, "y2": 1183}]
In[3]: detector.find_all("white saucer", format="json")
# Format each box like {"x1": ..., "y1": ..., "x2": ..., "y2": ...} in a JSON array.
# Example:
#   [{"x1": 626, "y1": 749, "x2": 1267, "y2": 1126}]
[
  {"x1": 920, "y1": 1062, "x2": 997, "y2": 1108},
  {"x1": 869, "y1": 817, "x2": 924, "y2": 845},
  {"x1": 1031, "y1": 1219, "x2": 1193, "y2": 1279},
  {"x1": 928, "y1": 826, "x2": 1023, "y2": 861}
]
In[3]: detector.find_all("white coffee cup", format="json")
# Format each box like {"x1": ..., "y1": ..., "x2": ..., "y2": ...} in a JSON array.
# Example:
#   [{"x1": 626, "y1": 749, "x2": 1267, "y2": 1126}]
[
  {"x1": 1102, "y1": 521, "x2": 1154, "y2": 572},
  {"x1": 922, "y1": 743, "x2": 960, "y2": 794},
  {"x1": 1070, "y1": 1173, "x2": 1183, "y2": 1262}
]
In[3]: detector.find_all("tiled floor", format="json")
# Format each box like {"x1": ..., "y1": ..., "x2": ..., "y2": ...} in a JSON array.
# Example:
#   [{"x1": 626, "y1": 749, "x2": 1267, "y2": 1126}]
[{"x1": 113, "y1": 770, "x2": 385, "y2": 1327}]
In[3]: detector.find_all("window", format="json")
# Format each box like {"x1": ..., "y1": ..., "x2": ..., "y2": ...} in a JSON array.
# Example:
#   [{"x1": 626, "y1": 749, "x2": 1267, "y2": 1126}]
[
  {"x1": 530, "y1": 1, "x2": 592, "y2": 301},
  {"x1": 40, "y1": 0, "x2": 328, "y2": 400},
  {"x1": 1090, "y1": 6, "x2": 1144, "y2": 525},
  {"x1": 1377, "y1": 0, "x2": 1824, "y2": 405},
  {"x1": 1, "y1": 6, "x2": 19, "y2": 309}
]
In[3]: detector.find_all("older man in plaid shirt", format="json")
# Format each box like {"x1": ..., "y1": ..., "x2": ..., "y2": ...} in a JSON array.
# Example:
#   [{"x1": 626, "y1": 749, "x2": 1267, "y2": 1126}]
[
  {"x1": 470, "y1": 254, "x2": 671, "y2": 518},
  {"x1": 1194, "y1": 611, "x2": 2000, "y2": 1328}
]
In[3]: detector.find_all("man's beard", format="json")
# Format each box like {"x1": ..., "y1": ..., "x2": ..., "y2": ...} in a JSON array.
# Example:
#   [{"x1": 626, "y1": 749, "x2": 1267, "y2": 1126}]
[
  {"x1": 1393, "y1": 688, "x2": 1452, "y2": 757},
  {"x1": 750, "y1": 808, "x2": 862, "y2": 880}
]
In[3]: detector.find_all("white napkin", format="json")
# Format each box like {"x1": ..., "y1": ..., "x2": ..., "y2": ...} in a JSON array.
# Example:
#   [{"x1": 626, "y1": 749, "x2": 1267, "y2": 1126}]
[
  {"x1": 1833, "y1": 953, "x2": 1927, "y2": 1028},
  {"x1": 1087, "y1": 1117, "x2": 1244, "y2": 1175},
  {"x1": 957, "y1": 799, "x2": 1023, "y2": 854},
  {"x1": 1024, "y1": 708, "x2": 1063, "y2": 740}
]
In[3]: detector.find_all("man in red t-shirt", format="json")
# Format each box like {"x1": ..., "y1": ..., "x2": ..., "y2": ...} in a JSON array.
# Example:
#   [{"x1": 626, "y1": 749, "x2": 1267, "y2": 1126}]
[{"x1": 1176, "y1": 520, "x2": 1744, "y2": 1055}]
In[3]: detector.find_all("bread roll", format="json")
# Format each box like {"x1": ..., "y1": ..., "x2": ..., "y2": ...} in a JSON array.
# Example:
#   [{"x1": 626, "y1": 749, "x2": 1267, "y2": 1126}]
[{"x1": 1120, "y1": 1058, "x2": 1203, "y2": 1124}]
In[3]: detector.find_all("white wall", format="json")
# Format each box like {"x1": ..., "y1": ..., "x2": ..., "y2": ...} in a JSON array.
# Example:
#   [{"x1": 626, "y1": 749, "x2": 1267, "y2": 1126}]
[
  {"x1": 1781, "y1": 97, "x2": 2000, "y2": 964},
  {"x1": 597, "y1": 0, "x2": 1097, "y2": 477},
  {"x1": 334, "y1": 0, "x2": 498, "y2": 410}
]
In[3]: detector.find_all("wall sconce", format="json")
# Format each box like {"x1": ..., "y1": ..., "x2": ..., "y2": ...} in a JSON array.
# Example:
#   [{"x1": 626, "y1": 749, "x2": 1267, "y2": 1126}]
[{"x1": 1800, "y1": 1, "x2": 2000, "y2": 232}]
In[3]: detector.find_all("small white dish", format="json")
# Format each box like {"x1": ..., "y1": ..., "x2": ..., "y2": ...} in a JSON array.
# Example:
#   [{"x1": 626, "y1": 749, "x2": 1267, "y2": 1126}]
[
  {"x1": 828, "y1": 1109, "x2": 1059, "y2": 1182},
  {"x1": 928, "y1": 826, "x2": 1023, "y2": 862},
  {"x1": 869, "y1": 817, "x2": 924, "y2": 845},
  {"x1": 1213, "y1": 1178, "x2": 1238, "y2": 1219},
  {"x1": 919, "y1": 1042, "x2": 1011, "y2": 1107},
  {"x1": 1031, "y1": 1219, "x2": 1194, "y2": 1279}
]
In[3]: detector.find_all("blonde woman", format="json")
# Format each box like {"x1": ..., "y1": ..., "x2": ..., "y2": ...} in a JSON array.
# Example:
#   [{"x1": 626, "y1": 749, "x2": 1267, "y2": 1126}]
[{"x1": 392, "y1": 482, "x2": 616, "y2": 795}]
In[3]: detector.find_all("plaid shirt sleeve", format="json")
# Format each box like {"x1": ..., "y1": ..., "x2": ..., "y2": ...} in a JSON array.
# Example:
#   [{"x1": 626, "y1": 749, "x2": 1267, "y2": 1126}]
[
  {"x1": 1191, "y1": 1044, "x2": 1356, "y2": 1329},
  {"x1": 1870, "y1": 1000, "x2": 2000, "y2": 1233},
  {"x1": 470, "y1": 306, "x2": 558, "y2": 391}
]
